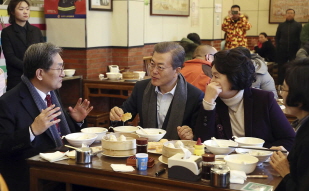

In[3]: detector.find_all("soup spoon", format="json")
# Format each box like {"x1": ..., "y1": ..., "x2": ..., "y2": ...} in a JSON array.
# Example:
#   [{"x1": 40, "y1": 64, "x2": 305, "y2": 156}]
[{"x1": 65, "y1": 145, "x2": 83, "y2": 152}]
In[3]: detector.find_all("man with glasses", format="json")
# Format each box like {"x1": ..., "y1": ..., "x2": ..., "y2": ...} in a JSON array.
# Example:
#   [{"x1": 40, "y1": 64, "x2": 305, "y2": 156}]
[
  {"x1": 110, "y1": 42, "x2": 204, "y2": 140},
  {"x1": 0, "y1": 42, "x2": 93, "y2": 191},
  {"x1": 181, "y1": 45, "x2": 217, "y2": 92}
]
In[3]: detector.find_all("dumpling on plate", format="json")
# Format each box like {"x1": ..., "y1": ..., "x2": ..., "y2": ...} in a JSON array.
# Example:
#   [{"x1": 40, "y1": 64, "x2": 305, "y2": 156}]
[{"x1": 174, "y1": 140, "x2": 184, "y2": 148}]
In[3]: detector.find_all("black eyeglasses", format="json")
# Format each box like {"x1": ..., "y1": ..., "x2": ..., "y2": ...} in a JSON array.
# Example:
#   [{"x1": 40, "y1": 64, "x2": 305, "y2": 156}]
[{"x1": 278, "y1": 85, "x2": 289, "y2": 95}]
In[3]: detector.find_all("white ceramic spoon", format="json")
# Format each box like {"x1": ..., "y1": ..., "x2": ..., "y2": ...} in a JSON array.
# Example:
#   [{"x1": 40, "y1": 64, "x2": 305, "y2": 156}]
[{"x1": 211, "y1": 137, "x2": 223, "y2": 147}]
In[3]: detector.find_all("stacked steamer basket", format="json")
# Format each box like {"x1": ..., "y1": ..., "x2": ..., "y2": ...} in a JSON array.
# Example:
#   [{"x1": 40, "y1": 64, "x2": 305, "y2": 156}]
[
  {"x1": 161, "y1": 140, "x2": 196, "y2": 163},
  {"x1": 122, "y1": 72, "x2": 140, "y2": 81},
  {"x1": 101, "y1": 132, "x2": 139, "y2": 157}
]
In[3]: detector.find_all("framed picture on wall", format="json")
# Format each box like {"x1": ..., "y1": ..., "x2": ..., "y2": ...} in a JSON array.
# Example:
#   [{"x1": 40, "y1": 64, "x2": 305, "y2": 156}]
[
  {"x1": 89, "y1": 0, "x2": 113, "y2": 11},
  {"x1": 150, "y1": 0, "x2": 190, "y2": 16},
  {"x1": 269, "y1": 0, "x2": 309, "y2": 23}
]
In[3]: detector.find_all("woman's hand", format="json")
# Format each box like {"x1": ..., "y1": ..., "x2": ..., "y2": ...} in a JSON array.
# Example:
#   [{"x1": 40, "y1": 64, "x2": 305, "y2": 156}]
[
  {"x1": 177, "y1": 126, "x2": 193, "y2": 140},
  {"x1": 68, "y1": 98, "x2": 93, "y2": 122},
  {"x1": 204, "y1": 82, "x2": 222, "y2": 104},
  {"x1": 270, "y1": 151, "x2": 290, "y2": 177}
]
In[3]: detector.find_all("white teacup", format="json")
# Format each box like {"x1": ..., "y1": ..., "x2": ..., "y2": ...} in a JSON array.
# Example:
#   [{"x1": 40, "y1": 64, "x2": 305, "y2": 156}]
[
  {"x1": 99, "y1": 74, "x2": 105, "y2": 79},
  {"x1": 106, "y1": 72, "x2": 120, "y2": 80},
  {"x1": 134, "y1": 71, "x2": 146, "y2": 80}
]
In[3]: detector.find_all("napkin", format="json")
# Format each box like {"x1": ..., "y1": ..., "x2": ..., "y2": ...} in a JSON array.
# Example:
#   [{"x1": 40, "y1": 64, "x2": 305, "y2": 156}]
[
  {"x1": 111, "y1": 164, "x2": 135, "y2": 172},
  {"x1": 230, "y1": 170, "x2": 247, "y2": 184},
  {"x1": 39, "y1": 151, "x2": 68, "y2": 162},
  {"x1": 180, "y1": 147, "x2": 192, "y2": 159}
]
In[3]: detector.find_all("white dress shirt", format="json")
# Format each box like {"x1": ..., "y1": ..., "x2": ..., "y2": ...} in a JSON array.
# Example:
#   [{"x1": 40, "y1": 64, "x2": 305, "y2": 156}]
[{"x1": 155, "y1": 84, "x2": 177, "y2": 129}]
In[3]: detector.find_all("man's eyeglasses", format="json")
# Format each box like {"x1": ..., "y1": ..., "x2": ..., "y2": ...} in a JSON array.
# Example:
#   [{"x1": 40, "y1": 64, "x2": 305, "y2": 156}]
[
  {"x1": 49, "y1": 64, "x2": 65, "y2": 74},
  {"x1": 148, "y1": 62, "x2": 171, "y2": 72}
]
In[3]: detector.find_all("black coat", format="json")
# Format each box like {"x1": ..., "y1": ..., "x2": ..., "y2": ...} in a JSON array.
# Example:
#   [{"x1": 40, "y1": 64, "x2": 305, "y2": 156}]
[
  {"x1": 275, "y1": 118, "x2": 309, "y2": 191},
  {"x1": 0, "y1": 82, "x2": 85, "y2": 191},
  {"x1": 1, "y1": 22, "x2": 44, "y2": 91},
  {"x1": 120, "y1": 79, "x2": 204, "y2": 139},
  {"x1": 254, "y1": 40, "x2": 276, "y2": 62},
  {"x1": 275, "y1": 19, "x2": 302, "y2": 56}
]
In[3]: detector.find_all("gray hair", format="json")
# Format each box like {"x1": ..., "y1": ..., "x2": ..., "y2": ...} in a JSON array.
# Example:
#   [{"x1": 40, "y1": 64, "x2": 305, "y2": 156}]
[
  {"x1": 153, "y1": 41, "x2": 185, "y2": 69},
  {"x1": 23, "y1": 42, "x2": 62, "y2": 79}
]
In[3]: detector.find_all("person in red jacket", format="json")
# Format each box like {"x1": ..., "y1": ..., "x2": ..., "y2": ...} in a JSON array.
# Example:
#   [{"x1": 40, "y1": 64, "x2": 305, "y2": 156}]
[{"x1": 181, "y1": 45, "x2": 217, "y2": 92}]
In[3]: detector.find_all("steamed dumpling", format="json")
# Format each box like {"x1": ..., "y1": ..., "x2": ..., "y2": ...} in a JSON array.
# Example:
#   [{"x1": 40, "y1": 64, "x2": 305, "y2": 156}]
[
  {"x1": 167, "y1": 143, "x2": 175, "y2": 148},
  {"x1": 109, "y1": 135, "x2": 117, "y2": 141},
  {"x1": 119, "y1": 135, "x2": 127, "y2": 141},
  {"x1": 174, "y1": 140, "x2": 184, "y2": 148}
]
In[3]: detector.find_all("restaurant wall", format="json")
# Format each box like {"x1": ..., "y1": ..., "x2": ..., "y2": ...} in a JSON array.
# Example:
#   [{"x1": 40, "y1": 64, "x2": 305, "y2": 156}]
[{"x1": 55, "y1": 0, "x2": 283, "y2": 79}]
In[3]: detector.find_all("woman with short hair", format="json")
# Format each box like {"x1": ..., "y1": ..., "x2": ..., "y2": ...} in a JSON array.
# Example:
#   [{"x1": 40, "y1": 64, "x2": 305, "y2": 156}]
[
  {"x1": 254, "y1": 32, "x2": 276, "y2": 62},
  {"x1": 270, "y1": 58, "x2": 309, "y2": 191},
  {"x1": 194, "y1": 49, "x2": 295, "y2": 151}
]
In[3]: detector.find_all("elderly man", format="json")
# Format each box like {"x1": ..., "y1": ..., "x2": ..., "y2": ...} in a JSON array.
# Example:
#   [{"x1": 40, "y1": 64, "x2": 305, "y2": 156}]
[
  {"x1": 222, "y1": 5, "x2": 251, "y2": 49},
  {"x1": 181, "y1": 45, "x2": 217, "y2": 92},
  {"x1": 275, "y1": 8, "x2": 302, "y2": 85},
  {"x1": 110, "y1": 42, "x2": 204, "y2": 140},
  {"x1": 0, "y1": 42, "x2": 93, "y2": 191}
]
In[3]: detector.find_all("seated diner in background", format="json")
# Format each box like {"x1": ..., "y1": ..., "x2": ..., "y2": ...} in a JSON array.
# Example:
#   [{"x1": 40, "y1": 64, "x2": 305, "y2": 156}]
[
  {"x1": 110, "y1": 41, "x2": 204, "y2": 140},
  {"x1": 253, "y1": 32, "x2": 276, "y2": 62},
  {"x1": 235, "y1": 46, "x2": 278, "y2": 99},
  {"x1": 0, "y1": 42, "x2": 93, "y2": 191},
  {"x1": 295, "y1": 41, "x2": 309, "y2": 59},
  {"x1": 193, "y1": 49, "x2": 295, "y2": 151},
  {"x1": 181, "y1": 45, "x2": 218, "y2": 92},
  {"x1": 270, "y1": 58, "x2": 309, "y2": 191}
]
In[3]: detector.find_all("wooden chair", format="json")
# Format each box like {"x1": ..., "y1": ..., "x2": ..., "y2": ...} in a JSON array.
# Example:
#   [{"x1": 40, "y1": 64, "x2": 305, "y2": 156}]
[
  {"x1": 0, "y1": 174, "x2": 8, "y2": 191},
  {"x1": 86, "y1": 110, "x2": 110, "y2": 127},
  {"x1": 143, "y1": 56, "x2": 152, "y2": 76}
]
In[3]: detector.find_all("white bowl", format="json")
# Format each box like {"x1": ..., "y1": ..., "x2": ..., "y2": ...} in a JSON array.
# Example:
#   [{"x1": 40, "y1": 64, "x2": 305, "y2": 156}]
[
  {"x1": 234, "y1": 137, "x2": 265, "y2": 147},
  {"x1": 81, "y1": 127, "x2": 108, "y2": 142},
  {"x1": 106, "y1": 72, "x2": 120, "y2": 80},
  {"x1": 65, "y1": 132, "x2": 97, "y2": 147},
  {"x1": 235, "y1": 147, "x2": 273, "y2": 166},
  {"x1": 224, "y1": 154, "x2": 258, "y2": 174},
  {"x1": 133, "y1": 71, "x2": 146, "y2": 80},
  {"x1": 113, "y1": 126, "x2": 139, "y2": 133},
  {"x1": 63, "y1": 69, "x2": 75, "y2": 77},
  {"x1": 203, "y1": 139, "x2": 238, "y2": 155},
  {"x1": 135, "y1": 128, "x2": 166, "y2": 142}
]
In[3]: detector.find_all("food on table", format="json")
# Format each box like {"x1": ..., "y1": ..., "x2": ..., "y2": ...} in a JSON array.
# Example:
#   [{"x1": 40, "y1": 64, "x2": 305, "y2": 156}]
[
  {"x1": 119, "y1": 135, "x2": 127, "y2": 141},
  {"x1": 174, "y1": 140, "x2": 184, "y2": 148},
  {"x1": 159, "y1": 139, "x2": 168, "y2": 143},
  {"x1": 167, "y1": 143, "x2": 175, "y2": 148},
  {"x1": 109, "y1": 135, "x2": 117, "y2": 141},
  {"x1": 121, "y1": 112, "x2": 132, "y2": 122}
]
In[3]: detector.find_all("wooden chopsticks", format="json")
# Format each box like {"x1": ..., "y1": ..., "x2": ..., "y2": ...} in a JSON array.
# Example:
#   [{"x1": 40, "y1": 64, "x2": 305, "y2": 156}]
[{"x1": 228, "y1": 146, "x2": 288, "y2": 153}]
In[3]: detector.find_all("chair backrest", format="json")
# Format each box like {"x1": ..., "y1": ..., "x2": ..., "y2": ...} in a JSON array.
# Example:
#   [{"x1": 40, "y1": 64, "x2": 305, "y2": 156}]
[
  {"x1": 143, "y1": 56, "x2": 152, "y2": 76},
  {"x1": 0, "y1": 68, "x2": 5, "y2": 96},
  {"x1": 0, "y1": 174, "x2": 9, "y2": 191}
]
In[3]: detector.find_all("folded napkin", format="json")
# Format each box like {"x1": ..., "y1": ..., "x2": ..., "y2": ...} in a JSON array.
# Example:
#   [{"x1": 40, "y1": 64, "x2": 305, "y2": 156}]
[
  {"x1": 111, "y1": 164, "x2": 135, "y2": 172},
  {"x1": 39, "y1": 151, "x2": 68, "y2": 162},
  {"x1": 230, "y1": 170, "x2": 247, "y2": 184}
]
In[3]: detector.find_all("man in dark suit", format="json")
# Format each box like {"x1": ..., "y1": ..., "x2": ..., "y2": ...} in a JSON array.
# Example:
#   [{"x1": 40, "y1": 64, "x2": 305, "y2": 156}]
[
  {"x1": 0, "y1": 42, "x2": 93, "y2": 191},
  {"x1": 110, "y1": 42, "x2": 204, "y2": 140}
]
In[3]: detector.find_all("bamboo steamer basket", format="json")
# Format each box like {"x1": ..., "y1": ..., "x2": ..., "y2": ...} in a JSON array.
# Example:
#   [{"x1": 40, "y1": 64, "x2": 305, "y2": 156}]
[
  {"x1": 101, "y1": 132, "x2": 139, "y2": 151},
  {"x1": 162, "y1": 140, "x2": 196, "y2": 158}
]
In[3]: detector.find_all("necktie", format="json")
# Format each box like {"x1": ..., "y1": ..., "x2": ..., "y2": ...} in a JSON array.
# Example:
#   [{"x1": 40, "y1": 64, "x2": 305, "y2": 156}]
[{"x1": 45, "y1": 95, "x2": 62, "y2": 137}]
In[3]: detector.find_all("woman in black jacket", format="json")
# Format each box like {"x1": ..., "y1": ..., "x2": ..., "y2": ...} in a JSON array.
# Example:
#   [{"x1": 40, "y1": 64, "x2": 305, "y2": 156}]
[
  {"x1": 1, "y1": 0, "x2": 44, "y2": 91},
  {"x1": 270, "y1": 58, "x2": 309, "y2": 191},
  {"x1": 254, "y1": 32, "x2": 276, "y2": 62}
]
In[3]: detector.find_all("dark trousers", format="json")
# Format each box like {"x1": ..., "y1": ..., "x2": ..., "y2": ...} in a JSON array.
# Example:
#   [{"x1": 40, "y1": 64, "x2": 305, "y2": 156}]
[{"x1": 276, "y1": 48, "x2": 298, "y2": 85}]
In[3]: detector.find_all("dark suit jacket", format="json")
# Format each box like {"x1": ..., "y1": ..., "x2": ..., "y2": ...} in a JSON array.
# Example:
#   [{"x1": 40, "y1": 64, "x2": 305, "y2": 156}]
[
  {"x1": 275, "y1": 118, "x2": 309, "y2": 191},
  {"x1": 254, "y1": 40, "x2": 276, "y2": 62},
  {"x1": 0, "y1": 82, "x2": 84, "y2": 191},
  {"x1": 1, "y1": 22, "x2": 44, "y2": 90},
  {"x1": 120, "y1": 79, "x2": 204, "y2": 139},
  {"x1": 195, "y1": 88, "x2": 295, "y2": 151}
]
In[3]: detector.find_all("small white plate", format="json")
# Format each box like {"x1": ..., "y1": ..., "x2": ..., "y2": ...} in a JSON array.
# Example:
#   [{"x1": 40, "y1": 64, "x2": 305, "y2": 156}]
[
  {"x1": 99, "y1": 77, "x2": 108, "y2": 80},
  {"x1": 101, "y1": 153, "x2": 133, "y2": 158},
  {"x1": 158, "y1": 155, "x2": 167, "y2": 165},
  {"x1": 66, "y1": 150, "x2": 76, "y2": 159},
  {"x1": 148, "y1": 149, "x2": 162, "y2": 155}
]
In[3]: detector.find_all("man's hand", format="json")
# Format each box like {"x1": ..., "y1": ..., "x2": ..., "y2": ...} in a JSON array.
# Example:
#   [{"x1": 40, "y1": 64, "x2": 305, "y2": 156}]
[
  {"x1": 270, "y1": 151, "x2": 290, "y2": 177},
  {"x1": 177, "y1": 126, "x2": 193, "y2": 140},
  {"x1": 204, "y1": 82, "x2": 222, "y2": 104},
  {"x1": 68, "y1": 98, "x2": 93, "y2": 122},
  {"x1": 31, "y1": 105, "x2": 62, "y2": 136},
  {"x1": 110, "y1": 106, "x2": 124, "y2": 121}
]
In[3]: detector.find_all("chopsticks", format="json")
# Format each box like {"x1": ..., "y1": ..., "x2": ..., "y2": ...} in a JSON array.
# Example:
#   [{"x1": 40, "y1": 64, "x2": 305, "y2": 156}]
[{"x1": 228, "y1": 146, "x2": 288, "y2": 153}]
